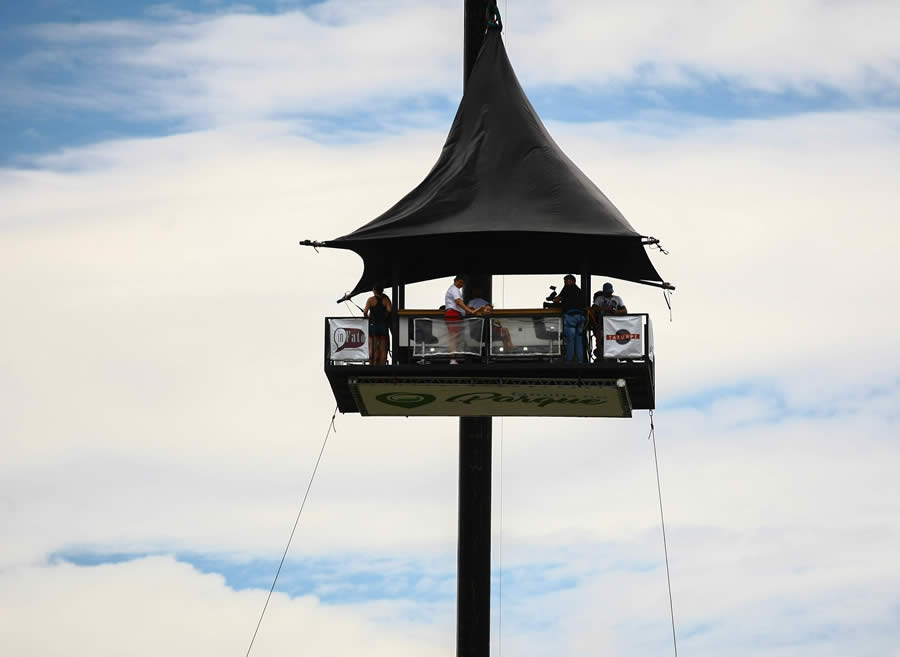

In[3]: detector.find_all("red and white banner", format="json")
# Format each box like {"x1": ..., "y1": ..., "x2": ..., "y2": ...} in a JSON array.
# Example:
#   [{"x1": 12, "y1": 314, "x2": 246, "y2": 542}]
[
  {"x1": 602, "y1": 315, "x2": 645, "y2": 359},
  {"x1": 329, "y1": 318, "x2": 369, "y2": 361}
]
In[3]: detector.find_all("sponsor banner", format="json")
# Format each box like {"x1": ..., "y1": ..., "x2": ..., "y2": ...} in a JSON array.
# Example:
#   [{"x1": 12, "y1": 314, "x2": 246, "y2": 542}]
[
  {"x1": 352, "y1": 381, "x2": 630, "y2": 417},
  {"x1": 602, "y1": 315, "x2": 645, "y2": 359},
  {"x1": 329, "y1": 318, "x2": 369, "y2": 361}
]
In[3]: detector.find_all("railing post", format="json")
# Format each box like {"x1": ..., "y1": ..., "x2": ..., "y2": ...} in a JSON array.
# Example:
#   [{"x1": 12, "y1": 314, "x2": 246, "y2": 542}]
[{"x1": 391, "y1": 271, "x2": 400, "y2": 365}]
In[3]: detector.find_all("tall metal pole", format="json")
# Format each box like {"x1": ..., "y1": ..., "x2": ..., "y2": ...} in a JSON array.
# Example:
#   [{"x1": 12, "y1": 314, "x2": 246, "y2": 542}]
[{"x1": 458, "y1": 3, "x2": 491, "y2": 657}]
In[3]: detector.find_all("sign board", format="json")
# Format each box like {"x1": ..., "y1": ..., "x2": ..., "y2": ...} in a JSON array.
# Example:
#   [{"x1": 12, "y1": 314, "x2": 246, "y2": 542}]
[
  {"x1": 350, "y1": 378, "x2": 631, "y2": 418},
  {"x1": 329, "y1": 318, "x2": 369, "y2": 362},
  {"x1": 602, "y1": 315, "x2": 645, "y2": 359}
]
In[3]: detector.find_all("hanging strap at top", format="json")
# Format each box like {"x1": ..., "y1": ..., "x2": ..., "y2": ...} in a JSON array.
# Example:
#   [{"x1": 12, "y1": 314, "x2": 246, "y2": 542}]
[{"x1": 486, "y1": 2, "x2": 502, "y2": 31}]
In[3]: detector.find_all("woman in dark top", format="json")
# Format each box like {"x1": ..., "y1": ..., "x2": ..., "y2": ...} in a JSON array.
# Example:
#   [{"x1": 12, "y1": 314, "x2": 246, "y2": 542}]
[
  {"x1": 364, "y1": 285, "x2": 392, "y2": 365},
  {"x1": 552, "y1": 274, "x2": 586, "y2": 363}
]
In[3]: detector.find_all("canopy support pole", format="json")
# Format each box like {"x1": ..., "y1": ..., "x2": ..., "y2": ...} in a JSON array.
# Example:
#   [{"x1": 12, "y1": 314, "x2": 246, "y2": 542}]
[
  {"x1": 458, "y1": 6, "x2": 491, "y2": 649},
  {"x1": 458, "y1": 6, "x2": 492, "y2": 652},
  {"x1": 457, "y1": 270, "x2": 492, "y2": 657},
  {"x1": 581, "y1": 269, "x2": 591, "y2": 306},
  {"x1": 464, "y1": 0, "x2": 488, "y2": 83},
  {"x1": 391, "y1": 270, "x2": 400, "y2": 365},
  {"x1": 457, "y1": 414, "x2": 492, "y2": 657}
]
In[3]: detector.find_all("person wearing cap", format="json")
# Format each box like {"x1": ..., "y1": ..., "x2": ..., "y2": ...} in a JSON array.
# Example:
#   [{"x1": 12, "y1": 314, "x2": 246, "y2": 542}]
[
  {"x1": 552, "y1": 274, "x2": 586, "y2": 363},
  {"x1": 592, "y1": 282, "x2": 627, "y2": 315},
  {"x1": 590, "y1": 282, "x2": 627, "y2": 359}
]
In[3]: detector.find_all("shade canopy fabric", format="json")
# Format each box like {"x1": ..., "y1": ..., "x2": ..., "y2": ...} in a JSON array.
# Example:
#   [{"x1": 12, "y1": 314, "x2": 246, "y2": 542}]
[{"x1": 317, "y1": 28, "x2": 668, "y2": 298}]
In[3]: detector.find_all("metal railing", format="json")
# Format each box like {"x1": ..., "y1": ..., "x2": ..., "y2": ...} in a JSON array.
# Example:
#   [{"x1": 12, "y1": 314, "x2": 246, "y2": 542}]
[{"x1": 324, "y1": 312, "x2": 651, "y2": 366}]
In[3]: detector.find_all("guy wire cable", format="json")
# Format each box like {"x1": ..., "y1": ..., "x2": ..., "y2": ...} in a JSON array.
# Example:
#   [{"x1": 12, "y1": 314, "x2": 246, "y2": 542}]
[
  {"x1": 243, "y1": 404, "x2": 338, "y2": 657},
  {"x1": 498, "y1": 415, "x2": 504, "y2": 657},
  {"x1": 498, "y1": 271, "x2": 505, "y2": 657},
  {"x1": 649, "y1": 410, "x2": 679, "y2": 657}
]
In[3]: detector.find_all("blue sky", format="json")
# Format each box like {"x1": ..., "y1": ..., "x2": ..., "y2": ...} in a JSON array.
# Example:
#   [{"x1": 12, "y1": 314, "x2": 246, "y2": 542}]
[
  {"x1": 5, "y1": 1, "x2": 900, "y2": 164},
  {"x1": 2, "y1": 2, "x2": 900, "y2": 656}
]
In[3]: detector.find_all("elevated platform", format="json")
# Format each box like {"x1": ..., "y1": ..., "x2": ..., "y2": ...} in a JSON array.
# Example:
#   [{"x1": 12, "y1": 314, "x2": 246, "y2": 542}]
[{"x1": 324, "y1": 311, "x2": 654, "y2": 418}]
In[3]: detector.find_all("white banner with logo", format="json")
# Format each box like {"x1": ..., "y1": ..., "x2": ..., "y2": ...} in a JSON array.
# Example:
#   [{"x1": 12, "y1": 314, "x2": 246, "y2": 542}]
[
  {"x1": 602, "y1": 315, "x2": 645, "y2": 359},
  {"x1": 329, "y1": 318, "x2": 369, "y2": 361}
]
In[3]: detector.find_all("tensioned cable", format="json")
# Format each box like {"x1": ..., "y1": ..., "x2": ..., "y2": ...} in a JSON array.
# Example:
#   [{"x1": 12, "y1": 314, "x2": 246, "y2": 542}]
[
  {"x1": 648, "y1": 410, "x2": 679, "y2": 657},
  {"x1": 244, "y1": 404, "x2": 338, "y2": 657},
  {"x1": 498, "y1": 415, "x2": 504, "y2": 657},
  {"x1": 498, "y1": 273, "x2": 505, "y2": 657}
]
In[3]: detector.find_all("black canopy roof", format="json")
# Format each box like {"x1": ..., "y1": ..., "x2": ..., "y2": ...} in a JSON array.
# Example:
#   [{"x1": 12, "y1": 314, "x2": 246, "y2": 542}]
[{"x1": 311, "y1": 28, "x2": 669, "y2": 299}]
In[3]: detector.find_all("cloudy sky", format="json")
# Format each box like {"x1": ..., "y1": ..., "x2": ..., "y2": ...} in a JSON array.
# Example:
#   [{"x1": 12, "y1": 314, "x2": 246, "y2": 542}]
[{"x1": 2, "y1": 1, "x2": 900, "y2": 655}]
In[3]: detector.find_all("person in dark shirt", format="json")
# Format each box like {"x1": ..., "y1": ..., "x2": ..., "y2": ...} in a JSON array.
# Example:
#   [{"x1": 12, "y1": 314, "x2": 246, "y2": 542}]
[
  {"x1": 552, "y1": 274, "x2": 586, "y2": 363},
  {"x1": 363, "y1": 284, "x2": 392, "y2": 365}
]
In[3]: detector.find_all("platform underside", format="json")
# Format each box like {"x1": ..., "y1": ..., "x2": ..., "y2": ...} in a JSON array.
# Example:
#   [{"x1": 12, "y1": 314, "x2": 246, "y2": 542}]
[{"x1": 325, "y1": 360, "x2": 654, "y2": 417}]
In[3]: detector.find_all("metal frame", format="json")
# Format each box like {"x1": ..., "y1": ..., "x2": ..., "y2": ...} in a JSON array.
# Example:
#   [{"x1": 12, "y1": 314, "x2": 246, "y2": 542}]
[{"x1": 326, "y1": 312, "x2": 651, "y2": 366}]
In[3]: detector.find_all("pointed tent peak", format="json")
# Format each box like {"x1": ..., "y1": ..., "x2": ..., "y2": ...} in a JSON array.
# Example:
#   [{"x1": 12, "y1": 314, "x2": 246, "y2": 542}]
[{"x1": 323, "y1": 29, "x2": 669, "y2": 298}]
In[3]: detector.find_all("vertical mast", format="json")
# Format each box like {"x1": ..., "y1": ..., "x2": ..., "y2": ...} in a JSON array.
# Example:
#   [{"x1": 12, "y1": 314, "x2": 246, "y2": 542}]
[{"x1": 457, "y1": 3, "x2": 491, "y2": 657}]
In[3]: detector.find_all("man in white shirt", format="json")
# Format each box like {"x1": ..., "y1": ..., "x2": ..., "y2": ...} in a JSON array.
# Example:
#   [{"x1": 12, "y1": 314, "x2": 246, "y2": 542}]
[{"x1": 444, "y1": 275, "x2": 477, "y2": 364}]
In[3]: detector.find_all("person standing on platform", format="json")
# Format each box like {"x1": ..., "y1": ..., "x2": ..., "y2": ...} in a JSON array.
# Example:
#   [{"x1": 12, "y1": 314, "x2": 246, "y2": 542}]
[
  {"x1": 363, "y1": 284, "x2": 392, "y2": 365},
  {"x1": 445, "y1": 275, "x2": 477, "y2": 364},
  {"x1": 590, "y1": 281, "x2": 626, "y2": 359},
  {"x1": 553, "y1": 274, "x2": 586, "y2": 363},
  {"x1": 592, "y1": 282, "x2": 627, "y2": 315}
]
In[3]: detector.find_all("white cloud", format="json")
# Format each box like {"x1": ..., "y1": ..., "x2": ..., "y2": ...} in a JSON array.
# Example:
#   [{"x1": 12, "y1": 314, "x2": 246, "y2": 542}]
[
  {"x1": 7, "y1": 0, "x2": 900, "y2": 128},
  {"x1": 2, "y1": 110, "x2": 900, "y2": 655},
  {"x1": 0, "y1": 556, "x2": 454, "y2": 657},
  {"x1": 3, "y1": 5, "x2": 900, "y2": 651},
  {"x1": 508, "y1": 0, "x2": 900, "y2": 95}
]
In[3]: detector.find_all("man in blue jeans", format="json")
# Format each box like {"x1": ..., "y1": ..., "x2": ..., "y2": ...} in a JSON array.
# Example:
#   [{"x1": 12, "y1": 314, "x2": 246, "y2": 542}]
[{"x1": 552, "y1": 274, "x2": 586, "y2": 363}]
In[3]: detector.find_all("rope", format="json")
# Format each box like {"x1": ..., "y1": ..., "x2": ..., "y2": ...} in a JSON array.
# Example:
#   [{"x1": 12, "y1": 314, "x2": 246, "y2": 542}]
[
  {"x1": 648, "y1": 410, "x2": 679, "y2": 657},
  {"x1": 498, "y1": 416, "x2": 504, "y2": 657},
  {"x1": 497, "y1": 273, "x2": 505, "y2": 657},
  {"x1": 663, "y1": 288, "x2": 673, "y2": 322},
  {"x1": 243, "y1": 404, "x2": 338, "y2": 657}
]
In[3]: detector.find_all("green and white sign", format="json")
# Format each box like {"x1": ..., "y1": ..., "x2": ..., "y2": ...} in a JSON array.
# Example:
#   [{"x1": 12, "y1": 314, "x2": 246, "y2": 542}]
[{"x1": 351, "y1": 379, "x2": 631, "y2": 418}]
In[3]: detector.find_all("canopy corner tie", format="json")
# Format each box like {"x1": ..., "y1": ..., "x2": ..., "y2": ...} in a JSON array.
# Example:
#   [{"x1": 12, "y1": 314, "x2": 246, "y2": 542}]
[
  {"x1": 643, "y1": 236, "x2": 670, "y2": 256},
  {"x1": 299, "y1": 239, "x2": 325, "y2": 253}
]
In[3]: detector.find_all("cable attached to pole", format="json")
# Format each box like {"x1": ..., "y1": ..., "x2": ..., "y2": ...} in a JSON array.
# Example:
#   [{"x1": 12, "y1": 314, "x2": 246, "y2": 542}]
[
  {"x1": 648, "y1": 410, "x2": 679, "y2": 657},
  {"x1": 243, "y1": 404, "x2": 338, "y2": 657},
  {"x1": 498, "y1": 416, "x2": 504, "y2": 657}
]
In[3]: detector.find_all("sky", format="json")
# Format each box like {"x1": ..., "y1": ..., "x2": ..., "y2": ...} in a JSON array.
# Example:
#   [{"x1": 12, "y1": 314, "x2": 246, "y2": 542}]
[{"x1": 2, "y1": 1, "x2": 900, "y2": 656}]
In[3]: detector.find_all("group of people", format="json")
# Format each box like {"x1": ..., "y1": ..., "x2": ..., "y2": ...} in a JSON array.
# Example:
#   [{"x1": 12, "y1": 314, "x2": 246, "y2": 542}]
[
  {"x1": 445, "y1": 274, "x2": 626, "y2": 364},
  {"x1": 549, "y1": 274, "x2": 627, "y2": 363},
  {"x1": 362, "y1": 274, "x2": 627, "y2": 366}
]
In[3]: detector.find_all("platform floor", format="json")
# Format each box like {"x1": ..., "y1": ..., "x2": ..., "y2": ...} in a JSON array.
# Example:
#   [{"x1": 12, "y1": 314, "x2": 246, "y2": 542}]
[{"x1": 325, "y1": 359, "x2": 654, "y2": 416}]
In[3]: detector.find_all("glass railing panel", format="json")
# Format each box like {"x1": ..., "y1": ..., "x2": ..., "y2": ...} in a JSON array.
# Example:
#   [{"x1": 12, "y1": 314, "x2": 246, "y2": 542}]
[
  {"x1": 489, "y1": 316, "x2": 561, "y2": 358},
  {"x1": 411, "y1": 317, "x2": 485, "y2": 360}
]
